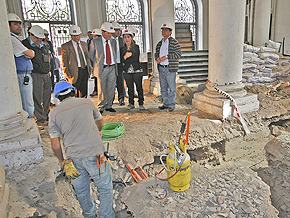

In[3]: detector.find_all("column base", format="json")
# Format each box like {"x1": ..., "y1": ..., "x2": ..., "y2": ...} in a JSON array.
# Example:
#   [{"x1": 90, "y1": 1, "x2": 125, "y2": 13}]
[
  {"x1": 193, "y1": 92, "x2": 259, "y2": 119},
  {"x1": 149, "y1": 77, "x2": 161, "y2": 96},
  {"x1": 0, "y1": 117, "x2": 43, "y2": 169}
]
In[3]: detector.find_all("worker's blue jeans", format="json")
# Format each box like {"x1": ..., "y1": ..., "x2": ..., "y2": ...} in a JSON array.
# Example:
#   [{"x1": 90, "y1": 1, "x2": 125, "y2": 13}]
[
  {"x1": 71, "y1": 155, "x2": 114, "y2": 218},
  {"x1": 158, "y1": 66, "x2": 177, "y2": 108},
  {"x1": 17, "y1": 74, "x2": 34, "y2": 118}
]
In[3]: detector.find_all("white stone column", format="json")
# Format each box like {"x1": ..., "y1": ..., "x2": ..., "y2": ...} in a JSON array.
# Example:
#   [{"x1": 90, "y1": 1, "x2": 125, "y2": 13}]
[
  {"x1": 252, "y1": 0, "x2": 271, "y2": 47},
  {"x1": 272, "y1": 0, "x2": 290, "y2": 54},
  {"x1": 149, "y1": 0, "x2": 175, "y2": 95},
  {"x1": 0, "y1": 0, "x2": 43, "y2": 168},
  {"x1": 194, "y1": 0, "x2": 259, "y2": 119}
]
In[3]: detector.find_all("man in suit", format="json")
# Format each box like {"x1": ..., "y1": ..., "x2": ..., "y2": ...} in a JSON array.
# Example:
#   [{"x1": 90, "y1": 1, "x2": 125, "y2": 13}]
[
  {"x1": 61, "y1": 25, "x2": 91, "y2": 98},
  {"x1": 89, "y1": 22, "x2": 117, "y2": 113},
  {"x1": 112, "y1": 22, "x2": 125, "y2": 106}
]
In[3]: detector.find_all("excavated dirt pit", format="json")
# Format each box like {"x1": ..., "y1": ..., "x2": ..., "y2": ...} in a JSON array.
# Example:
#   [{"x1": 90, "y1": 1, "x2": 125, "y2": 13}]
[{"x1": 5, "y1": 74, "x2": 290, "y2": 217}]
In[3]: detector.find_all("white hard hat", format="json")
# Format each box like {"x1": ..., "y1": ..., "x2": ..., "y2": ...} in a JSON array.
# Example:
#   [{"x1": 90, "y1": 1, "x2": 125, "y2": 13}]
[
  {"x1": 29, "y1": 25, "x2": 45, "y2": 38},
  {"x1": 69, "y1": 25, "x2": 82, "y2": 35},
  {"x1": 161, "y1": 22, "x2": 173, "y2": 30},
  {"x1": 92, "y1": 28, "x2": 102, "y2": 36},
  {"x1": 128, "y1": 26, "x2": 138, "y2": 35},
  {"x1": 43, "y1": 29, "x2": 49, "y2": 35},
  {"x1": 100, "y1": 22, "x2": 115, "y2": 33},
  {"x1": 122, "y1": 29, "x2": 133, "y2": 37},
  {"x1": 112, "y1": 22, "x2": 121, "y2": 30},
  {"x1": 7, "y1": 13, "x2": 22, "y2": 22}
]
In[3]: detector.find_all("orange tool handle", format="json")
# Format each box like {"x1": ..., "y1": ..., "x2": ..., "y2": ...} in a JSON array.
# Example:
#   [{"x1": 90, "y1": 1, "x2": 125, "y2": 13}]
[
  {"x1": 97, "y1": 154, "x2": 104, "y2": 168},
  {"x1": 186, "y1": 114, "x2": 191, "y2": 145}
]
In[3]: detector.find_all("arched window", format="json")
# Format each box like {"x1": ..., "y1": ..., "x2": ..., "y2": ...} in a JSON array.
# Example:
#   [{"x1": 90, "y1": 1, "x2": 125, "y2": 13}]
[
  {"x1": 174, "y1": 0, "x2": 201, "y2": 50},
  {"x1": 106, "y1": 0, "x2": 145, "y2": 52},
  {"x1": 20, "y1": 0, "x2": 75, "y2": 55}
]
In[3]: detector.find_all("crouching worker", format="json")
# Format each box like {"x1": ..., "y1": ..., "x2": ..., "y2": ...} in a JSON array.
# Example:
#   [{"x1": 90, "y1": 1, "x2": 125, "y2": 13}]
[{"x1": 49, "y1": 81, "x2": 114, "y2": 218}]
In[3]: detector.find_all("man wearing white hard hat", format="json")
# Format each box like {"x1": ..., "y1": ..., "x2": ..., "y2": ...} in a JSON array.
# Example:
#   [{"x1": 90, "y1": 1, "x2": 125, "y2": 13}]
[
  {"x1": 112, "y1": 22, "x2": 125, "y2": 106},
  {"x1": 23, "y1": 25, "x2": 51, "y2": 126},
  {"x1": 8, "y1": 13, "x2": 35, "y2": 119},
  {"x1": 89, "y1": 22, "x2": 117, "y2": 114},
  {"x1": 61, "y1": 25, "x2": 91, "y2": 98},
  {"x1": 155, "y1": 22, "x2": 181, "y2": 112},
  {"x1": 89, "y1": 28, "x2": 102, "y2": 97}
]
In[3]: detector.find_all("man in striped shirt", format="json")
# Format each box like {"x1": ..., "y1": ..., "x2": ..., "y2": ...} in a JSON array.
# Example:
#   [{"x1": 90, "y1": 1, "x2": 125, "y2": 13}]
[{"x1": 155, "y1": 22, "x2": 182, "y2": 112}]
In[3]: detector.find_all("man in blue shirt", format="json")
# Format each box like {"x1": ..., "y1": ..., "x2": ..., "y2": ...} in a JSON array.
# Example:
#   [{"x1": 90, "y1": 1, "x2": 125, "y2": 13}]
[{"x1": 8, "y1": 13, "x2": 35, "y2": 118}]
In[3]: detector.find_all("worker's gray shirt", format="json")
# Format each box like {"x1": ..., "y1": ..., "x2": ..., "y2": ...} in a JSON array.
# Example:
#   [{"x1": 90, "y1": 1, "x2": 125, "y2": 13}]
[{"x1": 49, "y1": 97, "x2": 105, "y2": 158}]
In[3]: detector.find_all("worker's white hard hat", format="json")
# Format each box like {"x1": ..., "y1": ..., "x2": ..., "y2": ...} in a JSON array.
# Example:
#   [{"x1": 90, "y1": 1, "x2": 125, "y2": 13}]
[
  {"x1": 7, "y1": 13, "x2": 22, "y2": 22},
  {"x1": 69, "y1": 25, "x2": 82, "y2": 35},
  {"x1": 128, "y1": 26, "x2": 138, "y2": 35},
  {"x1": 161, "y1": 22, "x2": 173, "y2": 30},
  {"x1": 29, "y1": 25, "x2": 45, "y2": 39},
  {"x1": 122, "y1": 29, "x2": 134, "y2": 37},
  {"x1": 100, "y1": 22, "x2": 115, "y2": 33},
  {"x1": 92, "y1": 28, "x2": 102, "y2": 36},
  {"x1": 112, "y1": 22, "x2": 121, "y2": 30}
]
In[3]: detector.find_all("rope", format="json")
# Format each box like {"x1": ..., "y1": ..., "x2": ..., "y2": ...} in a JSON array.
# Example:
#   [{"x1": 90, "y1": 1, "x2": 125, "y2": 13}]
[
  {"x1": 207, "y1": 80, "x2": 250, "y2": 134},
  {"x1": 101, "y1": 122, "x2": 125, "y2": 142}
]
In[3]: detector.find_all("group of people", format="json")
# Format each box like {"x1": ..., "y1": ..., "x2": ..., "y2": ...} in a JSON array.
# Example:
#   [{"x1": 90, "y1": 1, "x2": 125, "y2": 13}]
[
  {"x1": 9, "y1": 13, "x2": 59, "y2": 126},
  {"x1": 61, "y1": 21, "x2": 146, "y2": 113},
  {"x1": 9, "y1": 12, "x2": 181, "y2": 217}
]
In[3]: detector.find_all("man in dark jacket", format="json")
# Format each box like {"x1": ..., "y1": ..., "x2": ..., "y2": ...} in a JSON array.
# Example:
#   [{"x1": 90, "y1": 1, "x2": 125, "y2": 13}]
[{"x1": 23, "y1": 25, "x2": 51, "y2": 126}]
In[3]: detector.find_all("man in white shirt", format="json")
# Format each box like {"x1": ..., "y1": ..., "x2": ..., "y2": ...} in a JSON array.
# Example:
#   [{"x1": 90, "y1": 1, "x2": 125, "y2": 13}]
[{"x1": 8, "y1": 13, "x2": 35, "y2": 118}]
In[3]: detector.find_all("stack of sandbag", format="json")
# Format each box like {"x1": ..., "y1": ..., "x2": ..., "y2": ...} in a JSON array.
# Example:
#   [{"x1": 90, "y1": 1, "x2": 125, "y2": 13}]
[{"x1": 242, "y1": 43, "x2": 290, "y2": 87}]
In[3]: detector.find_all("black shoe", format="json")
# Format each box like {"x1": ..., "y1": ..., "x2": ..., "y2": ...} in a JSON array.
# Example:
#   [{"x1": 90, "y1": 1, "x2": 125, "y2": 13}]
[
  {"x1": 167, "y1": 107, "x2": 175, "y2": 112},
  {"x1": 119, "y1": 100, "x2": 125, "y2": 106},
  {"x1": 105, "y1": 108, "x2": 116, "y2": 112},
  {"x1": 158, "y1": 105, "x2": 168, "y2": 110},
  {"x1": 100, "y1": 110, "x2": 104, "y2": 115},
  {"x1": 134, "y1": 94, "x2": 138, "y2": 98}
]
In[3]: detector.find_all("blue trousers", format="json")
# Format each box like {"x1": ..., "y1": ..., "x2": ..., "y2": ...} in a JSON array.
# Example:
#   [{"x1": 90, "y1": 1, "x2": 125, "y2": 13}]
[
  {"x1": 158, "y1": 66, "x2": 177, "y2": 108},
  {"x1": 71, "y1": 155, "x2": 114, "y2": 218},
  {"x1": 17, "y1": 74, "x2": 34, "y2": 118}
]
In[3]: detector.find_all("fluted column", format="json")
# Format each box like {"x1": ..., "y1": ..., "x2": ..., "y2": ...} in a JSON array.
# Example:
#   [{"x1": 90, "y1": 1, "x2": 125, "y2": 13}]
[
  {"x1": 194, "y1": 0, "x2": 259, "y2": 119},
  {"x1": 0, "y1": 0, "x2": 43, "y2": 168}
]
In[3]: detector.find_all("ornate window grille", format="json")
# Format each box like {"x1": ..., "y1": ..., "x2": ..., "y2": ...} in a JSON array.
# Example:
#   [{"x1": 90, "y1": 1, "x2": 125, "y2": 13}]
[
  {"x1": 21, "y1": 0, "x2": 73, "y2": 22},
  {"x1": 106, "y1": 0, "x2": 144, "y2": 52},
  {"x1": 174, "y1": 0, "x2": 197, "y2": 50},
  {"x1": 174, "y1": 0, "x2": 195, "y2": 23},
  {"x1": 20, "y1": 0, "x2": 74, "y2": 54}
]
